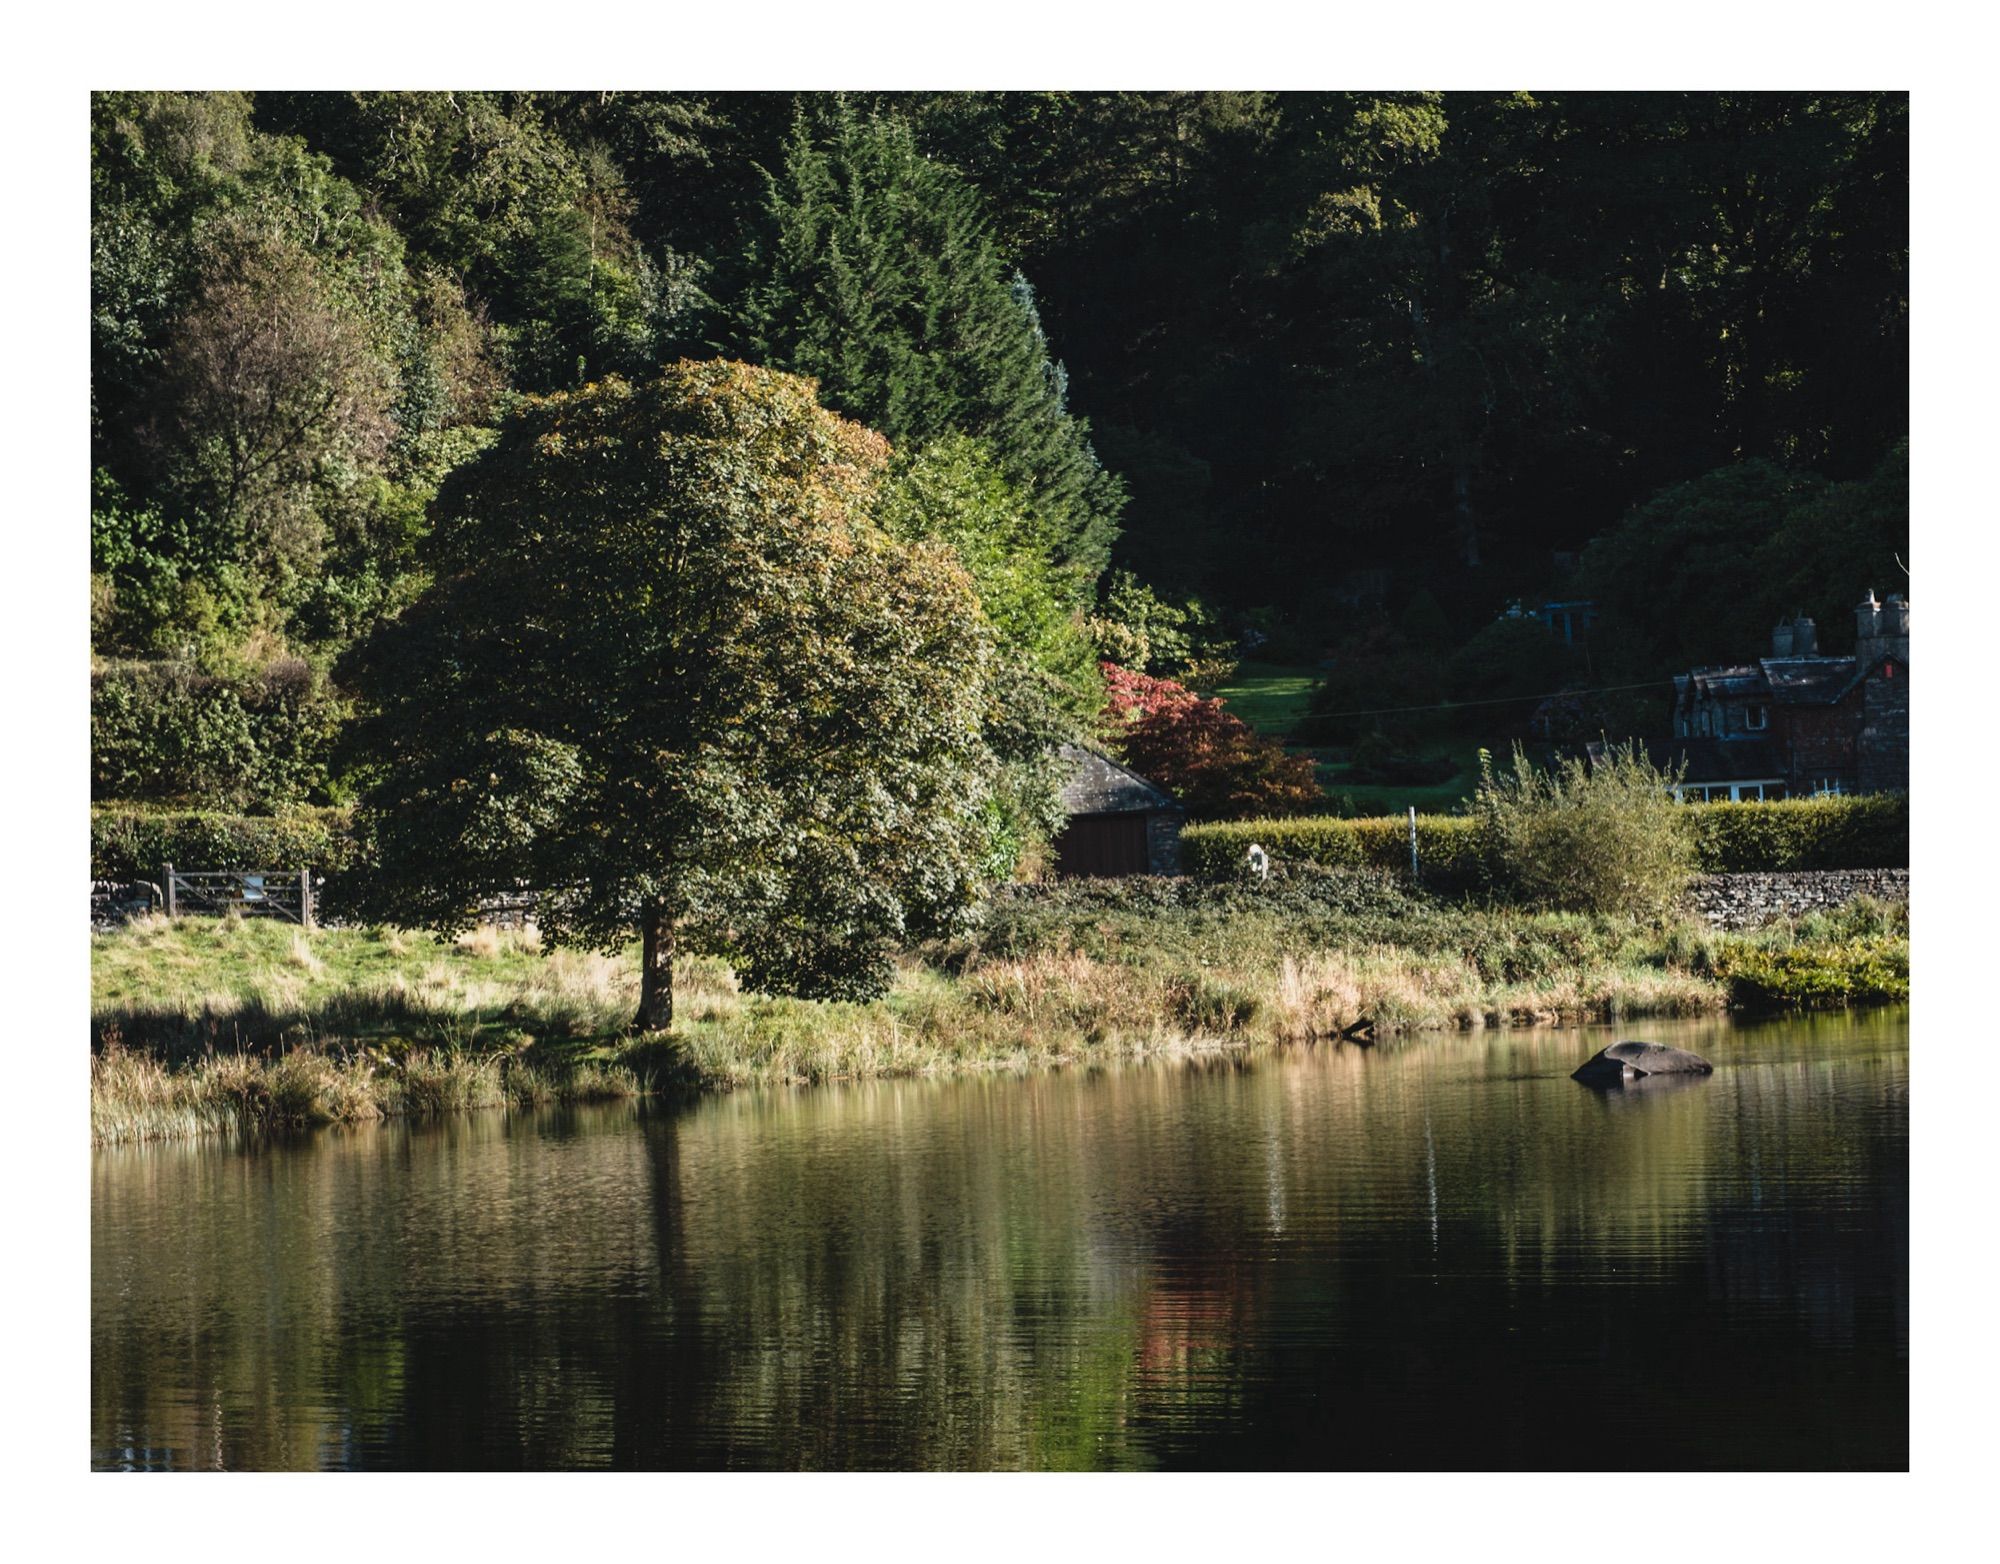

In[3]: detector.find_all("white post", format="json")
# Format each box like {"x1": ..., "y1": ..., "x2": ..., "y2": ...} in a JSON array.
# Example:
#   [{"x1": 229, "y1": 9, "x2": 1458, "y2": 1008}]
[{"x1": 1408, "y1": 807, "x2": 1420, "y2": 882}]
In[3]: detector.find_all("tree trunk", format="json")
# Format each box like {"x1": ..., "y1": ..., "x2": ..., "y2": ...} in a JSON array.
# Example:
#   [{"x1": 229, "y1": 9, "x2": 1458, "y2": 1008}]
[{"x1": 637, "y1": 904, "x2": 674, "y2": 1032}]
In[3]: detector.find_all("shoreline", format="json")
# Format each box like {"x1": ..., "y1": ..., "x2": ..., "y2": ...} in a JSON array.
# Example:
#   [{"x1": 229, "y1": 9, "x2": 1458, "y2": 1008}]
[{"x1": 90, "y1": 887, "x2": 1907, "y2": 1146}]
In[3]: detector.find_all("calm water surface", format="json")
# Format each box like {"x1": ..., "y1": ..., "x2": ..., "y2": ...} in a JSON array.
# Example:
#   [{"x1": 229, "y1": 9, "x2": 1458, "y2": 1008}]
[{"x1": 92, "y1": 1010, "x2": 1908, "y2": 1470}]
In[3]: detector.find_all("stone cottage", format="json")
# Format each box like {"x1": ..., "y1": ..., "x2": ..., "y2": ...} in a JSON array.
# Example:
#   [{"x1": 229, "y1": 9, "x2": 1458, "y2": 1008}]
[
  {"x1": 1638, "y1": 590, "x2": 1909, "y2": 799},
  {"x1": 1051, "y1": 744, "x2": 1185, "y2": 876}
]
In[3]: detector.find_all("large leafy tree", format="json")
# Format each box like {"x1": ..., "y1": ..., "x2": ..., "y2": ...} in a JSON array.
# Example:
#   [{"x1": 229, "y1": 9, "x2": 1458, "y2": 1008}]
[
  {"x1": 733, "y1": 99, "x2": 1123, "y2": 588},
  {"x1": 340, "y1": 362, "x2": 1000, "y2": 1028}
]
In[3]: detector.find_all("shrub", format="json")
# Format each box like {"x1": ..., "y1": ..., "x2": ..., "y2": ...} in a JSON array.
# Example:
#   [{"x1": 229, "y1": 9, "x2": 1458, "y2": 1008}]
[
  {"x1": 91, "y1": 804, "x2": 357, "y2": 881},
  {"x1": 1717, "y1": 937, "x2": 1909, "y2": 1009},
  {"x1": 1469, "y1": 744, "x2": 1695, "y2": 917},
  {"x1": 91, "y1": 656, "x2": 343, "y2": 809},
  {"x1": 1347, "y1": 729, "x2": 1459, "y2": 786},
  {"x1": 1101, "y1": 662, "x2": 1320, "y2": 820}
]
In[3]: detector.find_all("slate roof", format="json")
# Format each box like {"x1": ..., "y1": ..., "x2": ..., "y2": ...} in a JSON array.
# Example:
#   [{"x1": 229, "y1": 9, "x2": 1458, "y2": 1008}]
[
  {"x1": 1680, "y1": 665, "x2": 1766, "y2": 701},
  {"x1": 1681, "y1": 655, "x2": 1879, "y2": 708},
  {"x1": 1057, "y1": 744, "x2": 1180, "y2": 816},
  {"x1": 1759, "y1": 656, "x2": 1868, "y2": 705}
]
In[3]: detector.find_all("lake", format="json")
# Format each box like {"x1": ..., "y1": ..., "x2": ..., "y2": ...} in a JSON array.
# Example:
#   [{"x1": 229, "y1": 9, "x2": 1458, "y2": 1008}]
[{"x1": 91, "y1": 1009, "x2": 1908, "y2": 1470}]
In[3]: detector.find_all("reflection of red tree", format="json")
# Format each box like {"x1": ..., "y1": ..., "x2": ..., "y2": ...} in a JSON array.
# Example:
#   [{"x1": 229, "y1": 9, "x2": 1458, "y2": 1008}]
[
  {"x1": 1137, "y1": 1263, "x2": 1261, "y2": 1377},
  {"x1": 1101, "y1": 663, "x2": 1320, "y2": 820}
]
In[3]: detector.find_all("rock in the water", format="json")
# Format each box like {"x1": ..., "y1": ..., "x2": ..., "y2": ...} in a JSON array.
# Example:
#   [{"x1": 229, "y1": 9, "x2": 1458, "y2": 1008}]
[{"x1": 1571, "y1": 1040, "x2": 1714, "y2": 1084}]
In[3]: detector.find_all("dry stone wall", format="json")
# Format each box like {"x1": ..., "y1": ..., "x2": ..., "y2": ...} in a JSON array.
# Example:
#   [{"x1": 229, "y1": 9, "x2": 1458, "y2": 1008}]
[{"x1": 1686, "y1": 869, "x2": 1908, "y2": 929}]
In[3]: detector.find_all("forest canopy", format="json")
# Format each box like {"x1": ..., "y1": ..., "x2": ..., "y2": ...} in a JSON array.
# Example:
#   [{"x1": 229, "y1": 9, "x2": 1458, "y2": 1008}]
[{"x1": 90, "y1": 89, "x2": 1908, "y2": 824}]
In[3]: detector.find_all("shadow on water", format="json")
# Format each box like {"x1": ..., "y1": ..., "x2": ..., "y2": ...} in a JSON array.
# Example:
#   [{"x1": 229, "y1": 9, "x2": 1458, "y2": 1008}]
[
  {"x1": 91, "y1": 1009, "x2": 1909, "y2": 1471},
  {"x1": 1573, "y1": 1070, "x2": 1715, "y2": 1107}
]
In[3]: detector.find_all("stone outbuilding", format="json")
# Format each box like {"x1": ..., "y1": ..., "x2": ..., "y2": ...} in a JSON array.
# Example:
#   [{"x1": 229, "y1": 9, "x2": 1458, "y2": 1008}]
[{"x1": 1052, "y1": 744, "x2": 1184, "y2": 876}]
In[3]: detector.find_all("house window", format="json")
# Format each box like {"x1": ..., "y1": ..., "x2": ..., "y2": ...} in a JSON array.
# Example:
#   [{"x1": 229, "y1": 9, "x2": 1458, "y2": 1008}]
[
  {"x1": 1813, "y1": 778, "x2": 1844, "y2": 797},
  {"x1": 1745, "y1": 704, "x2": 1769, "y2": 731}
]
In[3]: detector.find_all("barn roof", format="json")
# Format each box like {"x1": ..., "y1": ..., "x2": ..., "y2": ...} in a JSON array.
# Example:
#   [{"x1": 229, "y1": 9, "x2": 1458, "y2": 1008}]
[{"x1": 1057, "y1": 744, "x2": 1179, "y2": 816}]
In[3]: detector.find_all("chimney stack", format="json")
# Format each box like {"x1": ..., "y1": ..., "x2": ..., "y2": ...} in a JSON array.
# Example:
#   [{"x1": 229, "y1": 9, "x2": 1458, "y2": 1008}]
[
  {"x1": 1855, "y1": 589, "x2": 1909, "y2": 668},
  {"x1": 1771, "y1": 618, "x2": 1795, "y2": 657},
  {"x1": 1792, "y1": 615, "x2": 1818, "y2": 656}
]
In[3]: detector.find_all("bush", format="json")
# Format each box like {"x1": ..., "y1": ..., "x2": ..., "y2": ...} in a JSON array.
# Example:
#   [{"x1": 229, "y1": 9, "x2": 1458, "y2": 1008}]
[
  {"x1": 1347, "y1": 729, "x2": 1459, "y2": 786},
  {"x1": 1468, "y1": 744, "x2": 1694, "y2": 917},
  {"x1": 91, "y1": 805, "x2": 357, "y2": 881},
  {"x1": 1101, "y1": 662, "x2": 1321, "y2": 820},
  {"x1": 92, "y1": 657, "x2": 343, "y2": 809},
  {"x1": 1717, "y1": 937, "x2": 1909, "y2": 1009}
]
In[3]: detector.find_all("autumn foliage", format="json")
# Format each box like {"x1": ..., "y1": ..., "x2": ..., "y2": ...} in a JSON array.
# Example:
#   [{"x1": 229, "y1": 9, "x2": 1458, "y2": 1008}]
[{"x1": 1100, "y1": 663, "x2": 1322, "y2": 821}]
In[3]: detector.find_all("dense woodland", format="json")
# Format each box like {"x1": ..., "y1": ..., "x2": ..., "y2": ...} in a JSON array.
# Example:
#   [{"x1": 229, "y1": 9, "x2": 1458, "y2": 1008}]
[{"x1": 90, "y1": 90, "x2": 1908, "y2": 823}]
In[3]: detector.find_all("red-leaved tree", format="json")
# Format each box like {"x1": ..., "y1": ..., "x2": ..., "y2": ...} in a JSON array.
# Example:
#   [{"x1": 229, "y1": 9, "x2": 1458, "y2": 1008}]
[{"x1": 1100, "y1": 663, "x2": 1322, "y2": 820}]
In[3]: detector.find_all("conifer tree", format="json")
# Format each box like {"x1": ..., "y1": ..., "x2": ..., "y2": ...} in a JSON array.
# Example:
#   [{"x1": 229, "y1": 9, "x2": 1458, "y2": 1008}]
[{"x1": 734, "y1": 99, "x2": 1122, "y2": 590}]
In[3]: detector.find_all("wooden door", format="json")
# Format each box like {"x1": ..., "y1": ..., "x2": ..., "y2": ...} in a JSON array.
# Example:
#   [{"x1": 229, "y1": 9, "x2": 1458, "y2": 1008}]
[{"x1": 1054, "y1": 812, "x2": 1150, "y2": 877}]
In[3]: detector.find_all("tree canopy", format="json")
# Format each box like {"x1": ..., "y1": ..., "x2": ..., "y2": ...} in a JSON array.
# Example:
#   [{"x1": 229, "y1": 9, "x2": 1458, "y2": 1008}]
[
  {"x1": 340, "y1": 362, "x2": 1000, "y2": 1027},
  {"x1": 733, "y1": 100, "x2": 1124, "y2": 587},
  {"x1": 90, "y1": 90, "x2": 1907, "y2": 835}
]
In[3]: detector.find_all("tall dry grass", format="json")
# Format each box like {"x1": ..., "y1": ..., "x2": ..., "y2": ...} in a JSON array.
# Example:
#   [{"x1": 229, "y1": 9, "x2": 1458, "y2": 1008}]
[{"x1": 91, "y1": 893, "x2": 1758, "y2": 1144}]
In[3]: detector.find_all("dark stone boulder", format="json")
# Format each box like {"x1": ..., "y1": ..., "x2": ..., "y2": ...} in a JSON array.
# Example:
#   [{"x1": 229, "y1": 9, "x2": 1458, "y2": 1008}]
[{"x1": 1571, "y1": 1040, "x2": 1714, "y2": 1085}]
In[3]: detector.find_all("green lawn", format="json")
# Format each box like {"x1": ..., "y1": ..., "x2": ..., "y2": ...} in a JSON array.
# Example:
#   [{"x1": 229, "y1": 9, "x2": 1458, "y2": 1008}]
[
  {"x1": 1213, "y1": 661, "x2": 1479, "y2": 813},
  {"x1": 1305, "y1": 742, "x2": 1483, "y2": 816},
  {"x1": 1212, "y1": 660, "x2": 1320, "y2": 739}
]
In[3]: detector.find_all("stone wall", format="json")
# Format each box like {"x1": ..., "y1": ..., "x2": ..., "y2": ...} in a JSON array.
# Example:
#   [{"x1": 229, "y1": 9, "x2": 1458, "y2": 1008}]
[
  {"x1": 1858, "y1": 665, "x2": 1910, "y2": 794},
  {"x1": 91, "y1": 880, "x2": 162, "y2": 931},
  {"x1": 1146, "y1": 809, "x2": 1185, "y2": 875},
  {"x1": 1685, "y1": 868, "x2": 1909, "y2": 930}
]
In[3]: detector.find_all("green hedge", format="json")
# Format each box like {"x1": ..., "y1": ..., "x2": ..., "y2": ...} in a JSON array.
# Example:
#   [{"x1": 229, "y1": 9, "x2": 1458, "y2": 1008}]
[
  {"x1": 91, "y1": 805, "x2": 358, "y2": 882},
  {"x1": 1683, "y1": 794, "x2": 1907, "y2": 871},
  {"x1": 1182, "y1": 814, "x2": 1486, "y2": 891},
  {"x1": 1183, "y1": 793, "x2": 1907, "y2": 887}
]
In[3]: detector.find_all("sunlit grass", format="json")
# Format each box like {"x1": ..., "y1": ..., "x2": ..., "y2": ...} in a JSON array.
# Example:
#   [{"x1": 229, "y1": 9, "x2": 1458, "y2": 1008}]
[
  {"x1": 1212, "y1": 660, "x2": 1320, "y2": 739},
  {"x1": 90, "y1": 887, "x2": 1901, "y2": 1144}
]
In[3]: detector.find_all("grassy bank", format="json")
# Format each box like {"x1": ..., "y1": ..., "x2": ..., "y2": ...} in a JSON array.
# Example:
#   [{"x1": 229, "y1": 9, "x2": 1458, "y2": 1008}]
[{"x1": 90, "y1": 873, "x2": 1908, "y2": 1145}]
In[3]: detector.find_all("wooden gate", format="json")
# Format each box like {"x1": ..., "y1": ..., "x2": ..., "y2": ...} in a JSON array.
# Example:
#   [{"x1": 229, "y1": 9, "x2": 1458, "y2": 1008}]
[
  {"x1": 161, "y1": 866, "x2": 317, "y2": 928},
  {"x1": 1054, "y1": 812, "x2": 1151, "y2": 877}
]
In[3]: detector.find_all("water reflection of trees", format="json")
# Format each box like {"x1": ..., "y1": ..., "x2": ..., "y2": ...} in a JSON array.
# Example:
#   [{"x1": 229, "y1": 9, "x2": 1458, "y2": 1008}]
[{"x1": 92, "y1": 1011, "x2": 1907, "y2": 1469}]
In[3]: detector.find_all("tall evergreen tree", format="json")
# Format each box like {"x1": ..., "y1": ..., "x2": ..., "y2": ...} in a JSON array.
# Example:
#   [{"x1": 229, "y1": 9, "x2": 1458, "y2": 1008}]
[{"x1": 733, "y1": 99, "x2": 1123, "y2": 590}]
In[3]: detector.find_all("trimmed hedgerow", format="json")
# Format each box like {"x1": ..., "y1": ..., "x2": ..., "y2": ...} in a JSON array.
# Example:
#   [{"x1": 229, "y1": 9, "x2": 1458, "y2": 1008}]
[
  {"x1": 1181, "y1": 814, "x2": 1485, "y2": 892},
  {"x1": 91, "y1": 805, "x2": 358, "y2": 882},
  {"x1": 1684, "y1": 794, "x2": 1907, "y2": 871},
  {"x1": 1183, "y1": 792, "x2": 1907, "y2": 889}
]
